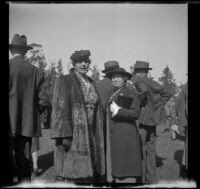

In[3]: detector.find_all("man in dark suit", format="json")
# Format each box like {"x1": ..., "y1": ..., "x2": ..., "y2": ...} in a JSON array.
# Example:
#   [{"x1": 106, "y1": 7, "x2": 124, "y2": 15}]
[
  {"x1": 9, "y1": 34, "x2": 49, "y2": 182},
  {"x1": 97, "y1": 61, "x2": 119, "y2": 110},
  {"x1": 131, "y1": 61, "x2": 171, "y2": 183}
]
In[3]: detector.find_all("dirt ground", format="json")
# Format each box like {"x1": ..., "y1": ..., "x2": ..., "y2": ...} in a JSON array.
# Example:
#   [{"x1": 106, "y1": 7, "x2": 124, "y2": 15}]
[{"x1": 36, "y1": 124, "x2": 185, "y2": 183}]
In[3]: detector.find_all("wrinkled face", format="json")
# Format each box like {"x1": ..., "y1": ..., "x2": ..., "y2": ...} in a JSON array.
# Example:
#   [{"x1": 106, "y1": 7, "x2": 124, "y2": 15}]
[
  {"x1": 134, "y1": 69, "x2": 148, "y2": 78},
  {"x1": 111, "y1": 73, "x2": 125, "y2": 88},
  {"x1": 74, "y1": 60, "x2": 90, "y2": 75}
]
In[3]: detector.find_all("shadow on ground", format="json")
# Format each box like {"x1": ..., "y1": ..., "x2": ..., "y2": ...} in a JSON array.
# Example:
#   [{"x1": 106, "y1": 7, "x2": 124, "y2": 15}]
[{"x1": 38, "y1": 151, "x2": 54, "y2": 176}]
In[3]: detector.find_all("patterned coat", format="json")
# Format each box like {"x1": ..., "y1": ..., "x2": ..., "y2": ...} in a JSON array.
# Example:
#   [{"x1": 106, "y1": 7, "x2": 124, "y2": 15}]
[
  {"x1": 9, "y1": 55, "x2": 48, "y2": 137},
  {"x1": 50, "y1": 70, "x2": 105, "y2": 179}
]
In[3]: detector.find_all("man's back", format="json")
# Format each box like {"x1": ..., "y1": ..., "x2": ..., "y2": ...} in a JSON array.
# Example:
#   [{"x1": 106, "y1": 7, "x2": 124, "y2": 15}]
[
  {"x1": 134, "y1": 76, "x2": 171, "y2": 126},
  {"x1": 9, "y1": 55, "x2": 47, "y2": 137},
  {"x1": 97, "y1": 78, "x2": 113, "y2": 110}
]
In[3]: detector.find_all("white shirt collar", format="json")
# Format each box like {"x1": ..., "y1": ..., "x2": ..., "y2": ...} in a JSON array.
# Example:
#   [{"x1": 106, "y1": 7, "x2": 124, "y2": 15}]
[{"x1": 11, "y1": 53, "x2": 21, "y2": 59}]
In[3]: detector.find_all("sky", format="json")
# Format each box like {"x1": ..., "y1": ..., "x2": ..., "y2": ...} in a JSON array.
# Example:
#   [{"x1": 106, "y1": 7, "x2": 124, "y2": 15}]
[{"x1": 9, "y1": 3, "x2": 188, "y2": 85}]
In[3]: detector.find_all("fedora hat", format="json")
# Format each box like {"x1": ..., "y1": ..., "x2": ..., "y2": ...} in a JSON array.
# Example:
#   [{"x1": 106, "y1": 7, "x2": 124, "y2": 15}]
[
  {"x1": 102, "y1": 60, "x2": 119, "y2": 73},
  {"x1": 134, "y1": 61, "x2": 152, "y2": 70},
  {"x1": 106, "y1": 67, "x2": 132, "y2": 80},
  {"x1": 9, "y1": 34, "x2": 33, "y2": 50}
]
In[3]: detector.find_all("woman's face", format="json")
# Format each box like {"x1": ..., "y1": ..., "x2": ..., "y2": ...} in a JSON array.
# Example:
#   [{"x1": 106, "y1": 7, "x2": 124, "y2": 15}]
[
  {"x1": 111, "y1": 73, "x2": 125, "y2": 88},
  {"x1": 74, "y1": 60, "x2": 90, "y2": 75}
]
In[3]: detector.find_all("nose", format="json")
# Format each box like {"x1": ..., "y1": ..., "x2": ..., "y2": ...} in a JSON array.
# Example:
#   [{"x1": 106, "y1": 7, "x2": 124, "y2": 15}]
[{"x1": 80, "y1": 62, "x2": 87, "y2": 66}]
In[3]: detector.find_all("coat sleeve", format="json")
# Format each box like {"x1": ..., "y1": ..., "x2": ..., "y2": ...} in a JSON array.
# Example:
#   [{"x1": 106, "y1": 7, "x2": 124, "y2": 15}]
[
  {"x1": 114, "y1": 88, "x2": 140, "y2": 121},
  {"x1": 37, "y1": 70, "x2": 49, "y2": 113},
  {"x1": 51, "y1": 75, "x2": 73, "y2": 139}
]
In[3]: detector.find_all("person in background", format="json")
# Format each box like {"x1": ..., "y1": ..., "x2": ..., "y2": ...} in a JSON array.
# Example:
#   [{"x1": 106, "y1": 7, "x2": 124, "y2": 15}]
[
  {"x1": 163, "y1": 97, "x2": 176, "y2": 133},
  {"x1": 97, "y1": 61, "x2": 119, "y2": 111},
  {"x1": 9, "y1": 34, "x2": 49, "y2": 183},
  {"x1": 50, "y1": 50, "x2": 105, "y2": 184},
  {"x1": 131, "y1": 61, "x2": 171, "y2": 184},
  {"x1": 31, "y1": 137, "x2": 40, "y2": 180},
  {"x1": 105, "y1": 66, "x2": 142, "y2": 183},
  {"x1": 174, "y1": 82, "x2": 188, "y2": 177}
]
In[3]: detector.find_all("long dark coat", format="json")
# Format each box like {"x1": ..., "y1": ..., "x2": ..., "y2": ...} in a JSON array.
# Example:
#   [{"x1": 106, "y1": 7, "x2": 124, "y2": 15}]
[
  {"x1": 106, "y1": 85, "x2": 142, "y2": 180},
  {"x1": 50, "y1": 70, "x2": 105, "y2": 179},
  {"x1": 133, "y1": 76, "x2": 171, "y2": 126},
  {"x1": 9, "y1": 55, "x2": 48, "y2": 137},
  {"x1": 97, "y1": 78, "x2": 114, "y2": 111}
]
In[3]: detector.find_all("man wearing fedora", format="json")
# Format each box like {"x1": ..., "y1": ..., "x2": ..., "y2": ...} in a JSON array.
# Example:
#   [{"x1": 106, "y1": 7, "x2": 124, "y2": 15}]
[
  {"x1": 131, "y1": 61, "x2": 171, "y2": 183},
  {"x1": 97, "y1": 61, "x2": 119, "y2": 111},
  {"x1": 9, "y1": 34, "x2": 49, "y2": 182}
]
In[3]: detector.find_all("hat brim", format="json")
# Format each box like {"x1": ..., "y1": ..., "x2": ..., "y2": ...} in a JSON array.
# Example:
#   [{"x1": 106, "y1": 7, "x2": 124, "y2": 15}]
[
  {"x1": 106, "y1": 70, "x2": 132, "y2": 80},
  {"x1": 9, "y1": 44, "x2": 33, "y2": 50},
  {"x1": 134, "y1": 67, "x2": 152, "y2": 70}
]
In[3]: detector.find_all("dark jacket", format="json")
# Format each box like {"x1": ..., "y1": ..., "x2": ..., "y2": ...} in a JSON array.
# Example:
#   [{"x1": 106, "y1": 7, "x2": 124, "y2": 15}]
[
  {"x1": 133, "y1": 76, "x2": 171, "y2": 126},
  {"x1": 106, "y1": 85, "x2": 142, "y2": 180},
  {"x1": 50, "y1": 70, "x2": 105, "y2": 178},
  {"x1": 97, "y1": 78, "x2": 114, "y2": 111},
  {"x1": 9, "y1": 55, "x2": 49, "y2": 137}
]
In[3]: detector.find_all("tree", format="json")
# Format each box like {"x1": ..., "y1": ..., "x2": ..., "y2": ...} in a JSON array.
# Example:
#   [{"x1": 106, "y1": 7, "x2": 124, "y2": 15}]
[
  {"x1": 90, "y1": 65, "x2": 100, "y2": 83},
  {"x1": 45, "y1": 61, "x2": 58, "y2": 102},
  {"x1": 159, "y1": 65, "x2": 178, "y2": 96},
  {"x1": 56, "y1": 58, "x2": 64, "y2": 76},
  {"x1": 25, "y1": 43, "x2": 47, "y2": 75}
]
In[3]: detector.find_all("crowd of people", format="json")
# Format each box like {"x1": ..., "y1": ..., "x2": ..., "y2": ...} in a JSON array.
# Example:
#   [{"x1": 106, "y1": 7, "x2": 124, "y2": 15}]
[{"x1": 8, "y1": 34, "x2": 188, "y2": 186}]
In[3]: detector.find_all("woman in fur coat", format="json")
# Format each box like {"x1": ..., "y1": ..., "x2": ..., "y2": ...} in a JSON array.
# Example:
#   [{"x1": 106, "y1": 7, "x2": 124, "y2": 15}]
[
  {"x1": 105, "y1": 67, "x2": 142, "y2": 183},
  {"x1": 50, "y1": 50, "x2": 105, "y2": 183}
]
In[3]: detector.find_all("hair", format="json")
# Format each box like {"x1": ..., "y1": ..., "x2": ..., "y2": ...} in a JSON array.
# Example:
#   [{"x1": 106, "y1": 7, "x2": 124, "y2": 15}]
[
  {"x1": 10, "y1": 46, "x2": 28, "y2": 56},
  {"x1": 72, "y1": 58, "x2": 91, "y2": 66}
]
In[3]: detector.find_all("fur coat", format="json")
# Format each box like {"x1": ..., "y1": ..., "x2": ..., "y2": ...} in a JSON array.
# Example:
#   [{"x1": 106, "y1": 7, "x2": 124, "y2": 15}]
[{"x1": 50, "y1": 70, "x2": 105, "y2": 179}]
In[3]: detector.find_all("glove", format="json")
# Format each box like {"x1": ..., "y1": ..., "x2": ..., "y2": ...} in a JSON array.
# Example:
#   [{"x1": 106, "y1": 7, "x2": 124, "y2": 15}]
[
  {"x1": 171, "y1": 124, "x2": 181, "y2": 135},
  {"x1": 62, "y1": 138, "x2": 72, "y2": 152},
  {"x1": 110, "y1": 101, "x2": 121, "y2": 117}
]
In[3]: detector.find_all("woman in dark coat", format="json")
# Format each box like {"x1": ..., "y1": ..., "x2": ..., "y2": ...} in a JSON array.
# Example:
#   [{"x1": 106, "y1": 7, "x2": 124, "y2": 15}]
[
  {"x1": 105, "y1": 66, "x2": 142, "y2": 183},
  {"x1": 50, "y1": 50, "x2": 105, "y2": 183}
]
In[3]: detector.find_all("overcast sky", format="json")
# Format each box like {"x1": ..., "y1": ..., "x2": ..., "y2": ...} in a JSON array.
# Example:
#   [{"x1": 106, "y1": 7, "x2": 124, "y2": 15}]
[{"x1": 9, "y1": 3, "x2": 187, "y2": 85}]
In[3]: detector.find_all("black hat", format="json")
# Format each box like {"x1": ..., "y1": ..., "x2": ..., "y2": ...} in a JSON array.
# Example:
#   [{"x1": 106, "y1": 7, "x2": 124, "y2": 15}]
[
  {"x1": 106, "y1": 67, "x2": 132, "y2": 80},
  {"x1": 134, "y1": 61, "x2": 152, "y2": 70},
  {"x1": 102, "y1": 60, "x2": 119, "y2": 73},
  {"x1": 9, "y1": 34, "x2": 33, "y2": 50},
  {"x1": 70, "y1": 50, "x2": 91, "y2": 61}
]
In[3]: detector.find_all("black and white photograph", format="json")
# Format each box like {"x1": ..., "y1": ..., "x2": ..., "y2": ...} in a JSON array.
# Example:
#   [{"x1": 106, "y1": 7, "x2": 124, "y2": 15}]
[{"x1": 7, "y1": 1, "x2": 197, "y2": 188}]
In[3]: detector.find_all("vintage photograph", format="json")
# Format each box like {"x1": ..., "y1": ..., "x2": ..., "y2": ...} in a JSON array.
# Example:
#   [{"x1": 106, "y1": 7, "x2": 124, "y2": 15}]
[{"x1": 8, "y1": 2, "x2": 193, "y2": 187}]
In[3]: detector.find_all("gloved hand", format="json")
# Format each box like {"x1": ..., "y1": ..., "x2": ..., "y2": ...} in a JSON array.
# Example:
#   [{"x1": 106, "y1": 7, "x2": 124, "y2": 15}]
[
  {"x1": 171, "y1": 124, "x2": 180, "y2": 135},
  {"x1": 110, "y1": 101, "x2": 121, "y2": 117}
]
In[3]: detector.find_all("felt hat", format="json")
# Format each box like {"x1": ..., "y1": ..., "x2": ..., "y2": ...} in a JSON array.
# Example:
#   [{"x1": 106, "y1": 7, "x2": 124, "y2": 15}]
[
  {"x1": 70, "y1": 50, "x2": 91, "y2": 61},
  {"x1": 106, "y1": 67, "x2": 132, "y2": 80},
  {"x1": 134, "y1": 61, "x2": 152, "y2": 70},
  {"x1": 102, "y1": 60, "x2": 119, "y2": 73},
  {"x1": 9, "y1": 34, "x2": 33, "y2": 50}
]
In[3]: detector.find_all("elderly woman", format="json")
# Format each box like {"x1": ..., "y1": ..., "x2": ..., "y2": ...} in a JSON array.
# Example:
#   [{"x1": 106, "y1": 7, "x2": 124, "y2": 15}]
[
  {"x1": 105, "y1": 66, "x2": 142, "y2": 183},
  {"x1": 50, "y1": 50, "x2": 105, "y2": 183}
]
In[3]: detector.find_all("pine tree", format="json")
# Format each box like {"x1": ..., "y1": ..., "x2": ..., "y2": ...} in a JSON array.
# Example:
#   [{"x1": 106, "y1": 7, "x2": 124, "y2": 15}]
[
  {"x1": 159, "y1": 65, "x2": 178, "y2": 96},
  {"x1": 25, "y1": 43, "x2": 47, "y2": 76},
  {"x1": 57, "y1": 58, "x2": 64, "y2": 76},
  {"x1": 45, "y1": 61, "x2": 57, "y2": 103}
]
